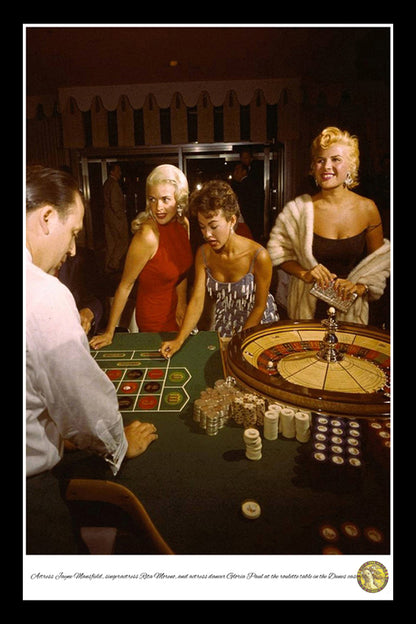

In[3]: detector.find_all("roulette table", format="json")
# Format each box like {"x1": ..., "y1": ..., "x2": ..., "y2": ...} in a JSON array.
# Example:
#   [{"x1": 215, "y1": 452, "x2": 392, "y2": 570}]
[
  {"x1": 27, "y1": 330, "x2": 390, "y2": 557},
  {"x1": 226, "y1": 314, "x2": 390, "y2": 417}
]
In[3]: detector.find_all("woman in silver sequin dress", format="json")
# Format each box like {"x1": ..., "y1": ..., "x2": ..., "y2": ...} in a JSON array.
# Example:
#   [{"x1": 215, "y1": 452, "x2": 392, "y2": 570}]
[{"x1": 160, "y1": 180, "x2": 278, "y2": 358}]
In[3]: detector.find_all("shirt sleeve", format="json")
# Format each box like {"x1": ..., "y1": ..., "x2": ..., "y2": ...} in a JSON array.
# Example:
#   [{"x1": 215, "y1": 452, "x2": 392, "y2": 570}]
[{"x1": 27, "y1": 278, "x2": 127, "y2": 474}]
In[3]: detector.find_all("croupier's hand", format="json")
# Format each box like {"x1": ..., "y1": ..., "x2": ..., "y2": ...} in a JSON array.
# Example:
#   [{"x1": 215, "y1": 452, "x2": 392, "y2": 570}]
[{"x1": 124, "y1": 421, "x2": 158, "y2": 459}]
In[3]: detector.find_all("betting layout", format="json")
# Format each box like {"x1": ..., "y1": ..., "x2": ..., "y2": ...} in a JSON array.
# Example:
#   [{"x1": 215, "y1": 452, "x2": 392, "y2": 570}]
[{"x1": 91, "y1": 347, "x2": 191, "y2": 414}]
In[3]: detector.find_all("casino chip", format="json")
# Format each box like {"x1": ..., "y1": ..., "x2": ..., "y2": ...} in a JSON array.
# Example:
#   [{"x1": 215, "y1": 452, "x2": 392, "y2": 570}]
[
  {"x1": 363, "y1": 526, "x2": 384, "y2": 544},
  {"x1": 319, "y1": 524, "x2": 339, "y2": 542},
  {"x1": 241, "y1": 500, "x2": 261, "y2": 519},
  {"x1": 341, "y1": 522, "x2": 361, "y2": 539},
  {"x1": 322, "y1": 545, "x2": 343, "y2": 555}
]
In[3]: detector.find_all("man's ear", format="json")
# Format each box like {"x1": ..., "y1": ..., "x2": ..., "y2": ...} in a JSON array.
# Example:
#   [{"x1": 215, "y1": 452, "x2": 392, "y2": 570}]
[{"x1": 39, "y1": 205, "x2": 55, "y2": 235}]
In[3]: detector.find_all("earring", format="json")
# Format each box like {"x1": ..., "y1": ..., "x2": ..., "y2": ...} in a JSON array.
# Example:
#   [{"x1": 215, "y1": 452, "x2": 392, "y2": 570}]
[
  {"x1": 177, "y1": 206, "x2": 183, "y2": 217},
  {"x1": 345, "y1": 172, "x2": 353, "y2": 187}
]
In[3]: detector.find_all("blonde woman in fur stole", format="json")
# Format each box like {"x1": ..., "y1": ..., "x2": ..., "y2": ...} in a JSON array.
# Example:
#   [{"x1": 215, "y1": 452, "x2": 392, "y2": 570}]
[{"x1": 267, "y1": 127, "x2": 390, "y2": 326}]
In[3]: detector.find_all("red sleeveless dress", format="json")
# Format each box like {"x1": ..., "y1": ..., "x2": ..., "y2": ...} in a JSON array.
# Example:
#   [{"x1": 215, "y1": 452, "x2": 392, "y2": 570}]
[{"x1": 135, "y1": 220, "x2": 193, "y2": 332}]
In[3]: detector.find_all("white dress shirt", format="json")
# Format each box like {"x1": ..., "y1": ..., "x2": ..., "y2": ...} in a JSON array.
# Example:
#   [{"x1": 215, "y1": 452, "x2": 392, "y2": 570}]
[{"x1": 25, "y1": 249, "x2": 127, "y2": 477}]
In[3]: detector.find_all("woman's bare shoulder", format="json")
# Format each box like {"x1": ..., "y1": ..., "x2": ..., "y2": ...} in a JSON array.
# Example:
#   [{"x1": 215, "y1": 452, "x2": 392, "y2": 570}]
[
  {"x1": 247, "y1": 238, "x2": 268, "y2": 256},
  {"x1": 135, "y1": 219, "x2": 158, "y2": 237},
  {"x1": 132, "y1": 220, "x2": 159, "y2": 250},
  {"x1": 354, "y1": 193, "x2": 381, "y2": 223}
]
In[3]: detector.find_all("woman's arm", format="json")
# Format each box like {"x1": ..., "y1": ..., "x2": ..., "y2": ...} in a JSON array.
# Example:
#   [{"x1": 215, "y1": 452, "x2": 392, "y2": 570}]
[
  {"x1": 365, "y1": 199, "x2": 385, "y2": 254},
  {"x1": 90, "y1": 225, "x2": 157, "y2": 349},
  {"x1": 174, "y1": 216, "x2": 191, "y2": 326},
  {"x1": 160, "y1": 247, "x2": 206, "y2": 358},
  {"x1": 243, "y1": 248, "x2": 274, "y2": 329},
  {"x1": 175, "y1": 277, "x2": 188, "y2": 327},
  {"x1": 279, "y1": 260, "x2": 335, "y2": 287},
  {"x1": 333, "y1": 199, "x2": 386, "y2": 299}
]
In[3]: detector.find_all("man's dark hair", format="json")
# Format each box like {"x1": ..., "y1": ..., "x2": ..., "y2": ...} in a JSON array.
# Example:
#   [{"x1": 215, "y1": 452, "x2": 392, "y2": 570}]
[{"x1": 26, "y1": 165, "x2": 82, "y2": 217}]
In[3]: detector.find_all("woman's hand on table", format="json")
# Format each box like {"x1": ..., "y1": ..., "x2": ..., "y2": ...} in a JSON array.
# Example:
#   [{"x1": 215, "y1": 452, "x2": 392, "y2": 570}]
[
  {"x1": 159, "y1": 338, "x2": 183, "y2": 359},
  {"x1": 89, "y1": 331, "x2": 114, "y2": 350}
]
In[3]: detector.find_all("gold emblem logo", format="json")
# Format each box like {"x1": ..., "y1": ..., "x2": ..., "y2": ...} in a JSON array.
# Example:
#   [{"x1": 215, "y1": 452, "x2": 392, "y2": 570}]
[{"x1": 357, "y1": 561, "x2": 389, "y2": 593}]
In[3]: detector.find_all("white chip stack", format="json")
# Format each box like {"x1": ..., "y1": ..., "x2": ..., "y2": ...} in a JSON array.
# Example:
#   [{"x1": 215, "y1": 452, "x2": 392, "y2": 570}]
[
  {"x1": 243, "y1": 428, "x2": 262, "y2": 460},
  {"x1": 295, "y1": 411, "x2": 311, "y2": 443},
  {"x1": 280, "y1": 407, "x2": 296, "y2": 439},
  {"x1": 263, "y1": 410, "x2": 279, "y2": 440},
  {"x1": 268, "y1": 402, "x2": 284, "y2": 413}
]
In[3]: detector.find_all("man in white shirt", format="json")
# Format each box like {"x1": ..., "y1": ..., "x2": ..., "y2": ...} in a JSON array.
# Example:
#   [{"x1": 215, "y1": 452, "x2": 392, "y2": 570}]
[{"x1": 25, "y1": 166, "x2": 157, "y2": 552}]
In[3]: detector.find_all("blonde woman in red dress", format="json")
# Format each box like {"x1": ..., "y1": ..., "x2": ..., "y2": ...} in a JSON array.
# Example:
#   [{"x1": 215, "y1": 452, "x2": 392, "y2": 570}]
[{"x1": 90, "y1": 165, "x2": 193, "y2": 349}]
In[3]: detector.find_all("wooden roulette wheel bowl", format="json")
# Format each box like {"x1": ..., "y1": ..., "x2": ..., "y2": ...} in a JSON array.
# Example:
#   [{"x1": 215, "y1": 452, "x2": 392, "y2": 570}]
[{"x1": 225, "y1": 318, "x2": 390, "y2": 418}]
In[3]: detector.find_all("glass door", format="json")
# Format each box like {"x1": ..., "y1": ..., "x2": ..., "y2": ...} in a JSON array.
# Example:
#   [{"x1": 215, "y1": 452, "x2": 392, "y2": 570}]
[
  {"x1": 78, "y1": 142, "x2": 283, "y2": 256},
  {"x1": 183, "y1": 144, "x2": 282, "y2": 244}
]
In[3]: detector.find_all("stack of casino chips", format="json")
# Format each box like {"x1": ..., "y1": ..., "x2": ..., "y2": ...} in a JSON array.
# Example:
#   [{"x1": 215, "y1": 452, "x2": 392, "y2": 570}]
[
  {"x1": 193, "y1": 377, "x2": 314, "y2": 443},
  {"x1": 309, "y1": 415, "x2": 364, "y2": 489},
  {"x1": 231, "y1": 395, "x2": 255, "y2": 427},
  {"x1": 271, "y1": 406, "x2": 311, "y2": 442},
  {"x1": 295, "y1": 411, "x2": 311, "y2": 443},
  {"x1": 243, "y1": 428, "x2": 262, "y2": 460},
  {"x1": 263, "y1": 410, "x2": 279, "y2": 440},
  {"x1": 193, "y1": 377, "x2": 239, "y2": 434},
  {"x1": 280, "y1": 407, "x2": 296, "y2": 438},
  {"x1": 231, "y1": 393, "x2": 266, "y2": 427}
]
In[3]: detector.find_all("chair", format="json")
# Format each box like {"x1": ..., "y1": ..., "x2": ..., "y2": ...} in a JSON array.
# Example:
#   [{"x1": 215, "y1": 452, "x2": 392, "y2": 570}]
[{"x1": 65, "y1": 478, "x2": 174, "y2": 554}]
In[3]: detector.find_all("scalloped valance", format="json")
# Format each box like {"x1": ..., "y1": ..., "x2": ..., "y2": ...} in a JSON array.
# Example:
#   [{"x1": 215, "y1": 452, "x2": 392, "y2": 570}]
[
  {"x1": 27, "y1": 78, "x2": 381, "y2": 149},
  {"x1": 55, "y1": 78, "x2": 301, "y2": 112},
  {"x1": 29, "y1": 79, "x2": 304, "y2": 148}
]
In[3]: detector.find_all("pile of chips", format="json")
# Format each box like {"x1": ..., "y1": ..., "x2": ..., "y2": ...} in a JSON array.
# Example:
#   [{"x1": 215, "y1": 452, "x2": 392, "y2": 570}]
[
  {"x1": 193, "y1": 377, "x2": 271, "y2": 435},
  {"x1": 231, "y1": 393, "x2": 266, "y2": 427},
  {"x1": 193, "y1": 377, "x2": 312, "y2": 441},
  {"x1": 193, "y1": 377, "x2": 239, "y2": 436}
]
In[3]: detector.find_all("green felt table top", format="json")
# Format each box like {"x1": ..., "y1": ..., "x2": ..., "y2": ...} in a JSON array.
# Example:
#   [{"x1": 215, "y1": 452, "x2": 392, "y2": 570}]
[
  {"x1": 52, "y1": 331, "x2": 390, "y2": 555},
  {"x1": 91, "y1": 330, "x2": 225, "y2": 422}
]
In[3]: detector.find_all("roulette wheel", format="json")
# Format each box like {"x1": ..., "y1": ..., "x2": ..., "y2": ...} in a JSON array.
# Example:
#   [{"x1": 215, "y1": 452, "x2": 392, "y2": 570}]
[{"x1": 226, "y1": 308, "x2": 390, "y2": 417}]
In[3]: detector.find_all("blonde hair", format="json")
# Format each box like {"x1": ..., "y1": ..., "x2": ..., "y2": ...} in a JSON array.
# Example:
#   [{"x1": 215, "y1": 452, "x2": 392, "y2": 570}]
[
  {"x1": 311, "y1": 126, "x2": 360, "y2": 189},
  {"x1": 132, "y1": 164, "x2": 189, "y2": 231}
]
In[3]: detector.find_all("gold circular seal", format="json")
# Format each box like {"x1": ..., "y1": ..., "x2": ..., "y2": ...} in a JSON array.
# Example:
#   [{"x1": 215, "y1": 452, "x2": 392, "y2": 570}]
[{"x1": 357, "y1": 561, "x2": 389, "y2": 593}]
